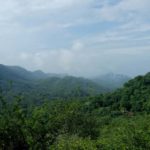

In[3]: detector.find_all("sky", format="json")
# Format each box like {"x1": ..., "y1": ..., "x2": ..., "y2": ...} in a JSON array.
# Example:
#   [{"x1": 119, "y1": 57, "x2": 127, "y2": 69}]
[{"x1": 0, "y1": 0, "x2": 150, "y2": 77}]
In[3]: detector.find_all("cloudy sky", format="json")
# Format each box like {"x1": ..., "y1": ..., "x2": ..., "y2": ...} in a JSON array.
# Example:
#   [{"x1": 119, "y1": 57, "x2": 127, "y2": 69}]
[{"x1": 0, "y1": 0, "x2": 150, "y2": 77}]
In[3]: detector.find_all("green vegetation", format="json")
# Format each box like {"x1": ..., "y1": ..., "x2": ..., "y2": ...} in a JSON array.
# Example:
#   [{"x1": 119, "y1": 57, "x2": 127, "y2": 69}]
[
  {"x1": 0, "y1": 66, "x2": 150, "y2": 149},
  {"x1": 0, "y1": 64, "x2": 108, "y2": 105}
]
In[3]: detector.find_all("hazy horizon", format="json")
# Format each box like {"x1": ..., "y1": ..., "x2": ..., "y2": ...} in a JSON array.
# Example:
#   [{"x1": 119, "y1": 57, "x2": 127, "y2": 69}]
[
  {"x1": 0, "y1": 0, "x2": 150, "y2": 77},
  {"x1": 0, "y1": 63, "x2": 145, "y2": 79}
]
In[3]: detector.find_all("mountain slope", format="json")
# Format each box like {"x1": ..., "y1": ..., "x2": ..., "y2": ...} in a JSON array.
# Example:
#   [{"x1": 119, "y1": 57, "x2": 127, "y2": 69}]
[
  {"x1": 35, "y1": 76, "x2": 107, "y2": 98},
  {"x1": 1, "y1": 72, "x2": 150, "y2": 149},
  {"x1": 0, "y1": 64, "x2": 108, "y2": 104},
  {"x1": 0, "y1": 64, "x2": 29, "y2": 81},
  {"x1": 91, "y1": 72, "x2": 150, "y2": 113},
  {"x1": 0, "y1": 64, "x2": 66, "y2": 81}
]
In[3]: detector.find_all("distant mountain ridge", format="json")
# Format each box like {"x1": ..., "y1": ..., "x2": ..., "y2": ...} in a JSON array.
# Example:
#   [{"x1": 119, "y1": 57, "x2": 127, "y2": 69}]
[
  {"x1": 0, "y1": 64, "x2": 131, "y2": 105},
  {"x1": 0, "y1": 64, "x2": 66, "y2": 81},
  {"x1": 0, "y1": 64, "x2": 107, "y2": 104},
  {"x1": 92, "y1": 73, "x2": 130, "y2": 90}
]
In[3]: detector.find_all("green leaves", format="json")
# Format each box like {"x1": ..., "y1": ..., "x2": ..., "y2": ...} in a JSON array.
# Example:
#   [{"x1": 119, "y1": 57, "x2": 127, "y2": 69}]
[
  {"x1": 51, "y1": 135, "x2": 97, "y2": 150},
  {"x1": 0, "y1": 72, "x2": 150, "y2": 149}
]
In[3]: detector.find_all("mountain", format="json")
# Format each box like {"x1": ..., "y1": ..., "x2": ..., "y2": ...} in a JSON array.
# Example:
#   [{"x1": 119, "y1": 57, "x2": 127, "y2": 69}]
[
  {"x1": 0, "y1": 64, "x2": 66, "y2": 81},
  {"x1": 92, "y1": 73, "x2": 130, "y2": 91},
  {"x1": 114, "y1": 72, "x2": 150, "y2": 112},
  {"x1": 35, "y1": 76, "x2": 107, "y2": 98},
  {"x1": 0, "y1": 64, "x2": 30, "y2": 81},
  {"x1": 0, "y1": 64, "x2": 107, "y2": 104},
  {"x1": 91, "y1": 72, "x2": 150, "y2": 113}
]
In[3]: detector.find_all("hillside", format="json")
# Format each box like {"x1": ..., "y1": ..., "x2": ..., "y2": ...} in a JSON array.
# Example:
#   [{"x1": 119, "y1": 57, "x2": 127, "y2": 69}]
[
  {"x1": 0, "y1": 64, "x2": 65, "y2": 81},
  {"x1": 36, "y1": 76, "x2": 106, "y2": 96},
  {"x1": 0, "y1": 64, "x2": 108, "y2": 104},
  {"x1": 1, "y1": 72, "x2": 150, "y2": 149},
  {"x1": 91, "y1": 72, "x2": 150, "y2": 113},
  {"x1": 0, "y1": 64, "x2": 134, "y2": 105}
]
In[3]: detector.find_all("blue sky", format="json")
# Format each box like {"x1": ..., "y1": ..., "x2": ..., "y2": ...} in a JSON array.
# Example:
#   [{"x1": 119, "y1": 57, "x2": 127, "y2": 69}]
[{"x1": 0, "y1": 0, "x2": 150, "y2": 77}]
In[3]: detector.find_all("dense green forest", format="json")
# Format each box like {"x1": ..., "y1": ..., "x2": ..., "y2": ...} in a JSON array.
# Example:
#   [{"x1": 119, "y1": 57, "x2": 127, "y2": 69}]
[{"x1": 1, "y1": 67, "x2": 150, "y2": 149}]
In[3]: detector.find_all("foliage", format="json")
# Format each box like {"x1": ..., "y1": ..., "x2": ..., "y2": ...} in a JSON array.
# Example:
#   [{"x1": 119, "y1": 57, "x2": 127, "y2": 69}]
[
  {"x1": 0, "y1": 72, "x2": 150, "y2": 149},
  {"x1": 51, "y1": 135, "x2": 97, "y2": 150}
]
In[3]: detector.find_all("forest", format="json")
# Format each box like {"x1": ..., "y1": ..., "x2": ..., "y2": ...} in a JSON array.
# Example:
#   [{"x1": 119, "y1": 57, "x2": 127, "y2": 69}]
[{"x1": 0, "y1": 65, "x2": 150, "y2": 149}]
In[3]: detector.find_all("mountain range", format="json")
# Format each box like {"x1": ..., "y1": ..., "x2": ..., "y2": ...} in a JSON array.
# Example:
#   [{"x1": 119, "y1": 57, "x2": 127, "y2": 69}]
[
  {"x1": 0, "y1": 64, "x2": 130, "y2": 105},
  {"x1": 1, "y1": 64, "x2": 150, "y2": 149}
]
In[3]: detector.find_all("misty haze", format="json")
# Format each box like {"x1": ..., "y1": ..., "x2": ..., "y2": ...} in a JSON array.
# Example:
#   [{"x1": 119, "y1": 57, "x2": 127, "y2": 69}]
[{"x1": 0, "y1": 0, "x2": 150, "y2": 149}]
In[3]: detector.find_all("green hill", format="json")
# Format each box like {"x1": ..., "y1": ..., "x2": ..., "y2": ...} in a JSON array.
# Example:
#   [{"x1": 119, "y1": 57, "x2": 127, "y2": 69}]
[
  {"x1": 1, "y1": 71, "x2": 150, "y2": 149},
  {"x1": 0, "y1": 64, "x2": 108, "y2": 105},
  {"x1": 91, "y1": 72, "x2": 150, "y2": 113}
]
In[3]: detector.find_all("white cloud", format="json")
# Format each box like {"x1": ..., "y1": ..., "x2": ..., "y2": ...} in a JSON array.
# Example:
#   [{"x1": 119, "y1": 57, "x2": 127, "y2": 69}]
[
  {"x1": 98, "y1": 0, "x2": 150, "y2": 22},
  {"x1": 0, "y1": 0, "x2": 92, "y2": 18},
  {"x1": 0, "y1": 0, "x2": 150, "y2": 77},
  {"x1": 1, "y1": 41, "x2": 150, "y2": 77}
]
